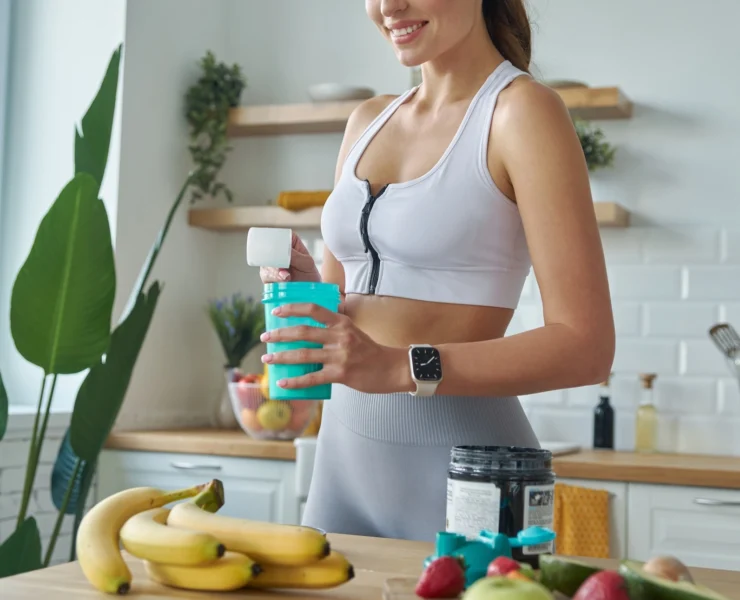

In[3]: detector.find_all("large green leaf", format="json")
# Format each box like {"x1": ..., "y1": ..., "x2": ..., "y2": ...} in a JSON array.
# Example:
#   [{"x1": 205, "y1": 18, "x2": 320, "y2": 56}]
[
  {"x1": 74, "y1": 44, "x2": 122, "y2": 190},
  {"x1": 0, "y1": 371, "x2": 7, "y2": 441},
  {"x1": 70, "y1": 281, "x2": 161, "y2": 461},
  {"x1": 51, "y1": 430, "x2": 89, "y2": 514},
  {"x1": 9, "y1": 173, "x2": 116, "y2": 375},
  {"x1": 0, "y1": 517, "x2": 42, "y2": 578}
]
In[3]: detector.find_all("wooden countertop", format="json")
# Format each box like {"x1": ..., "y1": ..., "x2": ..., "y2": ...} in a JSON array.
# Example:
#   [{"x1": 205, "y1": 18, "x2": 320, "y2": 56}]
[
  {"x1": 553, "y1": 449, "x2": 740, "y2": 490},
  {"x1": 4, "y1": 532, "x2": 740, "y2": 599},
  {"x1": 104, "y1": 430, "x2": 740, "y2": 489},
  {"x1": 105, "y1": 429, "x2": 297, "y2": 461}
]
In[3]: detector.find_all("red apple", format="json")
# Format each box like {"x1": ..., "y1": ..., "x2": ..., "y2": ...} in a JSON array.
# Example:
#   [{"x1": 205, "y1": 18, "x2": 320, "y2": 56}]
[{"x1": 487, "y1": 556, "x2": 521, "y2": 578}]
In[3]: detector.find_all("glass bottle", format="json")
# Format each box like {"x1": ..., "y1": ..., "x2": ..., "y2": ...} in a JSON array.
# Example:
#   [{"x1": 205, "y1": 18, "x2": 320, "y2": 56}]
[
  {"x1": 635, "y1": 373, "x2": 658, "y2": 453},
  {"x1": 593, "y1": 374, "x2": 615, "y2": 449}
]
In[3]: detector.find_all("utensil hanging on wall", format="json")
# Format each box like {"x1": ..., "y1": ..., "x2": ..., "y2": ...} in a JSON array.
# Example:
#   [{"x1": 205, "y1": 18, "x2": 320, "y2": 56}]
[{"x1": 708, "y1": 323, "x2": 740, "y2": 377}]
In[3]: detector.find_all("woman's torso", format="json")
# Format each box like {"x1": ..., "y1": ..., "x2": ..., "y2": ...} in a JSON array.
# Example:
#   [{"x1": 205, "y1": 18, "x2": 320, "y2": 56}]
[{"x1": 321, "y1": 60, "x2": 532, "y2": 347}]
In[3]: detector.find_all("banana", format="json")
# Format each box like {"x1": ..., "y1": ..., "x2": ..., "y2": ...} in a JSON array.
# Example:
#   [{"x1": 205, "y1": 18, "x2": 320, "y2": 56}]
[
  {"x1": 76, "y1": 480, "x2": 220, "y2": 595},
  {"x1": 166, "y1": 501, "x2": 330, "y2": 566},
  {"x1": 119, "y1": 507, "x2": 225, "y2": 566},
  {"x1": 245, "y1": 549, "x2": 355, "y2": 590},
  {"x1": 144, "y1": 551, "x2": 261, "y2": 592}
]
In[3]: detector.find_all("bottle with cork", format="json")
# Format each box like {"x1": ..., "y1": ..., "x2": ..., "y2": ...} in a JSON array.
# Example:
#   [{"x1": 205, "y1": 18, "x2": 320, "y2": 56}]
[
  {"x1": 593, "y1": 373, "x2": 615, "y2": 449},
  {"x1": 635, "y1": 373, "x2": 658, "y2": 453}
]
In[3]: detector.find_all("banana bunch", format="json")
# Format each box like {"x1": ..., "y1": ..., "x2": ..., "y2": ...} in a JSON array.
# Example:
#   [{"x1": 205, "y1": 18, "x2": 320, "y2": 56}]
[{"x1": 75, "y1": 478, "x2": 355, "y2": 595}]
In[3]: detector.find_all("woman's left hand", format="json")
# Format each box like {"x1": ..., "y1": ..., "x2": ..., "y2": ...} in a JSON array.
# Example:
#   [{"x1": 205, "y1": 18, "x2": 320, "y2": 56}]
[{"x1": 260, "y1": 303, "x2": 410, "y2": 394}]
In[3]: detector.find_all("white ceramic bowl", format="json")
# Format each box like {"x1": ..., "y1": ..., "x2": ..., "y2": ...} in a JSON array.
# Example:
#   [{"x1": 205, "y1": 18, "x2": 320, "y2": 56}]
[{"x1": 307, "y1": 83, "x2": 375, "y2": 103}]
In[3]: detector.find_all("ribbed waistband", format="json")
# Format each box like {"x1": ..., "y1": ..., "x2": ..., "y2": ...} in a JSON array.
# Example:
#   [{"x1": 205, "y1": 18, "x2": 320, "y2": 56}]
[{"x1": 325, "y1": 384, "x2": 538, "y2": 447}]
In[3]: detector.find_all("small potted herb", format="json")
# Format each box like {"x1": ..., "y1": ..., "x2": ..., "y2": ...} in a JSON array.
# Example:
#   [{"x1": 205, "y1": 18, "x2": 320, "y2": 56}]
[
  {"x1": 185, "y1": 50, "x2": 247, "y2": 204},
  {"x1": 207, "y1": 293, "x2": 265, "y2": 427},
  {"x1": 574, "y1": 118, "x2": 616, "y2": 172}
]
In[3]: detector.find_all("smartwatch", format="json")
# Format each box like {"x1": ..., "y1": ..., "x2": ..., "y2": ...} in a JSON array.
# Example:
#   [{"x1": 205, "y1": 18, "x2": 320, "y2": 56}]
[{"x1": 408, "y1": 344, "x2": 443, "y2": 396}]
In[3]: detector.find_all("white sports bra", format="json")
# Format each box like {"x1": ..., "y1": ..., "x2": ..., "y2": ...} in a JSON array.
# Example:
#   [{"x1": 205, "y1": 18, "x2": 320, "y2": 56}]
[{"x1": 320, "y1": 60, "x2": 532, "y2": 309}]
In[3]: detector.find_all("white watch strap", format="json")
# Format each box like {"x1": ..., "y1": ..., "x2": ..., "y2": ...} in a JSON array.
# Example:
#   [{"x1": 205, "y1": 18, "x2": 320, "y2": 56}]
[{"x1": 410, "y1": 380, "x2": 439, "y2": 397}]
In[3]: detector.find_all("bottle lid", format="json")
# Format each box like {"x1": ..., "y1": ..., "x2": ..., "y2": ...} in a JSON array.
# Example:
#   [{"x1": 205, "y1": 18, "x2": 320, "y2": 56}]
[
  {"x1": 246, "y1": 227, "x2": 292, "y2": 268},
  {"x1": 639, "y1": 373, "x2": 657, "y2": 389}
]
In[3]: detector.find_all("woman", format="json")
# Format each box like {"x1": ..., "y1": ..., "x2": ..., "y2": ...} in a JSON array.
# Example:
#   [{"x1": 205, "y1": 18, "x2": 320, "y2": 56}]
[{"x1": 259, "y1": 0, "x2": 614, "y2": 542}]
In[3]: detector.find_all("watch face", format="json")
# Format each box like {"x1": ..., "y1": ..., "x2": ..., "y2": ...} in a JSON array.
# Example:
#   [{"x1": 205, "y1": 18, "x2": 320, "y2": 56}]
[{"x1": 411, "y1": 346, "x2": 442, "y2": 381}]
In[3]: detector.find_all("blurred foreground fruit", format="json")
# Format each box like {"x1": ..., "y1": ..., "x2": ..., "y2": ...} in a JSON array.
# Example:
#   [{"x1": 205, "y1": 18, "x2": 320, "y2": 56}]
[
  {"x1": 619, "y1": 560, "x2": 729, "y2": 600},
  {"x1": 462, "y1": 575, "x2": 554, "y2": 600},
  {"x1": 76, "y1": 480, "x2": 219, "y2": 595},
  {"x1": 538, "y1": 554, "x2": 602, "y2": 596},
  {"x1": 487, "y1": 556, "x2": 521, "y2": 578},
  {"x1": 144, "y1": 551, "x2": 261, "y2": 592},
  {"x1": 643, "y1": 555, "x2": 694, "y2": 583},
  {"x1": 572, "y1": 571, "x2": 629, "y2": 600},
  {"x1": 416, "y1": 556, "x2": 466, "y2": 598}
]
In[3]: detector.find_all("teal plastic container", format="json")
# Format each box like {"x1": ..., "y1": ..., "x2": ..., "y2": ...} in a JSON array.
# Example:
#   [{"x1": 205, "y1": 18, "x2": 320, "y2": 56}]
[{"x1": 262, "y1": 282, "x2": 341, "y2": 401}]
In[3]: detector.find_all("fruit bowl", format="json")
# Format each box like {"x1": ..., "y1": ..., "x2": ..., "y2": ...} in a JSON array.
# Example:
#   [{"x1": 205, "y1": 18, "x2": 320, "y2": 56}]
[{"x1": 227, "y1": 370, "x2": 318, "y2": 441}]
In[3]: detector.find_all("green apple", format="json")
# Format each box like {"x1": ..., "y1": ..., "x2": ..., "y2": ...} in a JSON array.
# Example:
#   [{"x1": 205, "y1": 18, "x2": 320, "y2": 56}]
[{"x1": 462, "y1": 576, "x2": 554, "y2": 600}]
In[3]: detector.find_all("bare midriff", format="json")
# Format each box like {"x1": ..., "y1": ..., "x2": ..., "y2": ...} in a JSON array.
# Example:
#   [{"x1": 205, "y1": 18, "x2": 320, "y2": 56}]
[{"x1": 342, "y1": 293, "x2": 513, "y2": 347}]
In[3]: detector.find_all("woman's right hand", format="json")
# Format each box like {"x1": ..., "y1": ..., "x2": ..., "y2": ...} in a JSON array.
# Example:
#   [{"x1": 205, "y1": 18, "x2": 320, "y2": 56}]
[{"x1": 259, "y1": 232, "x2": 322, "y2": 284}]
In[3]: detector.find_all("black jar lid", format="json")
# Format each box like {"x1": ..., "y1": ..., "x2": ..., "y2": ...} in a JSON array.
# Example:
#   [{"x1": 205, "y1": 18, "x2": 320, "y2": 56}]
[{"x1": 450, "y1": 445, "x2": 553, "y2": 475}]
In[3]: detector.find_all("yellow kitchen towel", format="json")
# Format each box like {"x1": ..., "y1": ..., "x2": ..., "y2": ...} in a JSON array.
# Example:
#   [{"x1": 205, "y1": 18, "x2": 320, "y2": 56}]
[
  {"x1": 276, "y1": 190, "x2": 332, "y2": 210},
  {"x1": 553, "y1": 482, "x2": 610, "y2": 558}
]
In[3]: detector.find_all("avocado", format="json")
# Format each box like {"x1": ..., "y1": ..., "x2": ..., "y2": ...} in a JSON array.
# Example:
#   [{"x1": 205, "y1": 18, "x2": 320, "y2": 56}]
[
  {"x1": 619, "y1": 560, "x2": 730, "y2": 600},
  {"x1": 538, "y1": 554, "x2": 602, "y2": 596}
]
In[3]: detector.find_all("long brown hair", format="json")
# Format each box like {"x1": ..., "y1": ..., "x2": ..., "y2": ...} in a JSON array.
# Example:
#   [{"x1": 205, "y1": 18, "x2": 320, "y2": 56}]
[{"x1": 482, "y1": 0, "x2": 532, "y2": 73}]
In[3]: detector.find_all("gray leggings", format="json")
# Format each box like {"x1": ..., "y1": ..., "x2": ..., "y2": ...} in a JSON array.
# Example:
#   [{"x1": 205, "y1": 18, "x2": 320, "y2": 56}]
[{"x1": 300, "y1": 384, "x2": 540, "y2": 542}]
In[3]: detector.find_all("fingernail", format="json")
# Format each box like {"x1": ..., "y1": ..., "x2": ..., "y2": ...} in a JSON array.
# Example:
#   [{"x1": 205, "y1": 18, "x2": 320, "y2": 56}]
[
  {"x1": 261, "y1": 353, "x2": 273, "y2": 363},
  {"x1": 277, "y1": 379, "x2": 287, "y2": 387},
  {"x1": 271, "y1": 307, "x2": 282, "y2": 316},
  {"x1": 260, "y1": 332, "x2": 270, "y2": 341},
  {"x1": 279, "y1": 270, "x2": 290, "y2": 281}
]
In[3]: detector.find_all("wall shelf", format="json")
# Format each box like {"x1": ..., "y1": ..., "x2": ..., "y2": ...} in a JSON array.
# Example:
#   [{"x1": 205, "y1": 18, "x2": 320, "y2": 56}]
[
  {"x1": 188, "y1": 202, "x2": 630, "y2": 231},
  {"x1": 227, "y1": 86, "x2": 632, "y2": 137},
  {"x1": 188, "y1": 205, "x2": 323, "y2": 231},
  {"x1": 555, "y1": 86, "x2": 633, "y2": 120}
]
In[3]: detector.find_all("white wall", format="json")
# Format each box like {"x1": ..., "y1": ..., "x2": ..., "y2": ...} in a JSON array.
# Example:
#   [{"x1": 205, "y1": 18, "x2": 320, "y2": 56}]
[
  {"x1": 112, "y1": 0, "x2": 412, "y2": 429},
  {"x1": 0, "y1": 0, "x2": 126, "y2": 410},
  {"x1": 512, "y1": 0, "x2": 740, "y2": 454},
  {"x1": 111, "y1": 0, "x2": 232, "y2": 429}
]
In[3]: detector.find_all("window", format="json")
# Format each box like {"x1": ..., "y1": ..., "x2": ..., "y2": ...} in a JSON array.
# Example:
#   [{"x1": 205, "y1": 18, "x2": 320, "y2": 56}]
[{"x1": 0, "y1": 0, "x2": 10, "y2": 209}]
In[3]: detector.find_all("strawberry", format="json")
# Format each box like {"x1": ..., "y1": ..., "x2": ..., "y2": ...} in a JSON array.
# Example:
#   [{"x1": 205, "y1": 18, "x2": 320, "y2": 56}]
[
  {"x1": 415, "y1": 556, "x2": 466, "y2": 599},
  {"x1": 486, "y1": 556, "x2": 521, "y2": 578}
]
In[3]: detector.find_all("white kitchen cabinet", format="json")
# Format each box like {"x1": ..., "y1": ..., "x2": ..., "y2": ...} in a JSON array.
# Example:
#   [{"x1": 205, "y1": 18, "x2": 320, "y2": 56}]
[
  {"x1": 558, "y1": 477, "x2": 629, "y2": 559},
  {"x1": 97, "y1": 449, "x2": 299, "y2": 525},
  {"x1": 628, "y1": 483, "x2": 740, "y2": 571}
]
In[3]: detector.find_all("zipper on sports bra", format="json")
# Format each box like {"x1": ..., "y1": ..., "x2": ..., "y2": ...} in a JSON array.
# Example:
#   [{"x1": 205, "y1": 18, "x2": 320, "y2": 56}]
[{"x1": 359, "y1": 180, "x2": 388, "y2": 295}]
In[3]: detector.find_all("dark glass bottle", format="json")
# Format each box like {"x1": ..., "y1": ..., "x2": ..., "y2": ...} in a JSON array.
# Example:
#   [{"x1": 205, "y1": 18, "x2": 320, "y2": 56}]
[{"x1": 593, "y1": 374, "x2": 615, "y2": 449}]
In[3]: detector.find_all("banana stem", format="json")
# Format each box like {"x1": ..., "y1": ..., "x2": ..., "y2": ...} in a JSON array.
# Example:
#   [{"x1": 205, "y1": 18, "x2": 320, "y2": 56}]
[
  {"x1": 43, "y1": 457, "x2": 81, "y2": 567},
  {"x1": 17, "y1": 374, "x2": 48, "y2": 528}
]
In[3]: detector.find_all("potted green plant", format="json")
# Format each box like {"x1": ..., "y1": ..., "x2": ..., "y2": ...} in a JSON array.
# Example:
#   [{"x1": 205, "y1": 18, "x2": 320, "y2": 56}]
[
  {"x1": 574, "y1": 118, "x2": 616, "y2": 172},
  {"x1": 207, "y1": 293, "x2": 265, "y2": 428},
  {"x1": 185, "y1": 50, "x2": 246, "y2": 204},
  {"x1": 0, "y1": 44, "x2": 249, "y2": 578}
]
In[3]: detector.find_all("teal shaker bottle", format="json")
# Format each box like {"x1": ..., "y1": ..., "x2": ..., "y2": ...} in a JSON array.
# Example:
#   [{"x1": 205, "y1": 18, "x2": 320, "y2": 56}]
[{"x1": 262, "y1": 281, "x2": 341, "y2": 401}]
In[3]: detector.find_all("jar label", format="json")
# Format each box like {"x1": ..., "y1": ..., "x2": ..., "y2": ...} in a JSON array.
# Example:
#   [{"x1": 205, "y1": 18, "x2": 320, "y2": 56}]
[
  {"x1": 445, "y1": 478, "x2": 501, "y2": 539},
  {"x1": 521, "y1": 483, "x2": 555, "y2": 555}
]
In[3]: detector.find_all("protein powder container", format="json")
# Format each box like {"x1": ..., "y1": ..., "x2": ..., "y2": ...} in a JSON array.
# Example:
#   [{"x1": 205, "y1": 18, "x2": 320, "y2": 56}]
[{"x1": 446, "y1": 445, "x2": 556, "y2": 567}]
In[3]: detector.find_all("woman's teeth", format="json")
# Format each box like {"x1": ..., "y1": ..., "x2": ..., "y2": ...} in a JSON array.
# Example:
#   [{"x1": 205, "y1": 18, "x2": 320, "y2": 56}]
[{"x1": 390, "y1": 23, "x2": 425, "y2": 38}]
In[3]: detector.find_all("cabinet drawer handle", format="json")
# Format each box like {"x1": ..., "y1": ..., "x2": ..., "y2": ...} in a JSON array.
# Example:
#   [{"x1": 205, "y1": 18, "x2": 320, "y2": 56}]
[
  {"x1": 693, "y1": 497, "x2": 740, "y2": 507},
  {"x1": 170, "y1": 462, "x2": 222, "y2": 471}
]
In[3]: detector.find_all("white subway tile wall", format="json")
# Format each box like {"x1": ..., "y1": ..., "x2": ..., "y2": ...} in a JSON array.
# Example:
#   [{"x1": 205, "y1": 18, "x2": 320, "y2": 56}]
[
  {"x1": 513, "y1": 226, "x2": 740, "y2": 454},
  {"x1": 0, "y1": 415, "x2": 96, "y2": 566}
]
